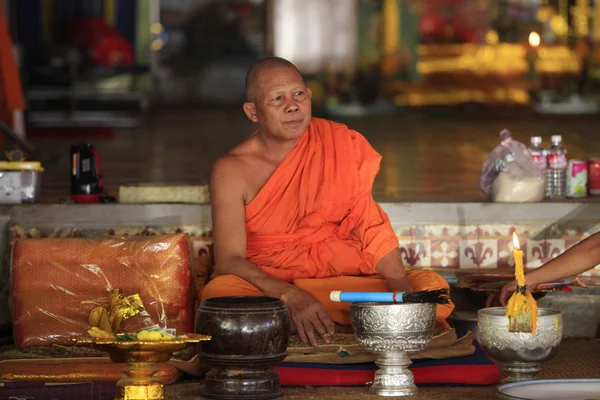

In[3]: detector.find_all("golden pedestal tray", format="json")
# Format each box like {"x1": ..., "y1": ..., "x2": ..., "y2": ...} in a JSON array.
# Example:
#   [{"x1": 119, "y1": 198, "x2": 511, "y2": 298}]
[{"x1": 72, "y1": 333, "x2": 211, "y2": 400}]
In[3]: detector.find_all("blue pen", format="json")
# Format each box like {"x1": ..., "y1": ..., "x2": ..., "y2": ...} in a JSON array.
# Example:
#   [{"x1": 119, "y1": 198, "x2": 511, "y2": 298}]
[{"x1": 329, "y1": 291, "x2": 405, "y2": 303}]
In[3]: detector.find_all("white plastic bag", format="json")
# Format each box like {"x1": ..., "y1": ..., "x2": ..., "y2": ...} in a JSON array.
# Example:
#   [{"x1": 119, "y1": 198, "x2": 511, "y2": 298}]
[{"x1": 479, "y1": 129, "x2": 545, "y2": 203}]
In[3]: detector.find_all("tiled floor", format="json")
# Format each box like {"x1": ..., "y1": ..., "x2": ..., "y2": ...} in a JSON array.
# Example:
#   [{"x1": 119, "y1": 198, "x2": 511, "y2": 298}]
[{"x1": 26, "y1": 107, "x2": 600, "y2": 203}]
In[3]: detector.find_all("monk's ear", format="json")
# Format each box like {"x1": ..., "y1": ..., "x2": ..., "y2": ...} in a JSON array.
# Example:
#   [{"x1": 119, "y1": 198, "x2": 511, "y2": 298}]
[
  {"x1": 306, "y1": 87, "x2": 312, "y2": 99},
  {"x1": 243, "y1": 102, "x2": 258, "y2": 123}
]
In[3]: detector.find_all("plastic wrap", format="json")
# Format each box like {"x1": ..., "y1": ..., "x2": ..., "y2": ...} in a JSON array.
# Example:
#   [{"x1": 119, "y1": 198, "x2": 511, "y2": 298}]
[
  {"x1": 479, "y1": 129, "x2": 545, "y2": 203},
  {"x1": 11, "y1": 234, "x2": 193, "y2": 348}
]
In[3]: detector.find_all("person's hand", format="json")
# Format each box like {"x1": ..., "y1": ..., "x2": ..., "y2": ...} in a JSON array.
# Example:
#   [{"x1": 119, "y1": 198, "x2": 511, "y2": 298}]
[
  {"x1": 376, "y1": 249, "x2": 412, "y2": 294},
  {"x1": 280, "y1": 287, "x2": 335, "y2": 347},
  {"x1": 485, "y1": 280, "x2": 517, "y2": 308},
  {"x1": 385, "y1": 275, "x2": 413, "y2": 294}
]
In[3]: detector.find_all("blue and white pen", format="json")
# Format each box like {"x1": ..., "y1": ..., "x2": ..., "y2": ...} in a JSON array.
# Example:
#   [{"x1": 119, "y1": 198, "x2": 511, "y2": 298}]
[{"x1": 329, "y1": 288, "x2": 450, "y2": 304}]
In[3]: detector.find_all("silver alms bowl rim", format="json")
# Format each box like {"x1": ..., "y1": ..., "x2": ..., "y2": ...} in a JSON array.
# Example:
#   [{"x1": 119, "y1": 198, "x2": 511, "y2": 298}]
[
  {"x1": 350, "y1": 302, "x2": 436, "y2": 353},
  {"x1": 477, "y1": 307, "x2": 563, "y2": 354},
  {"x1": 478, "y1": 307, "x2": 562, "y2": 319}
]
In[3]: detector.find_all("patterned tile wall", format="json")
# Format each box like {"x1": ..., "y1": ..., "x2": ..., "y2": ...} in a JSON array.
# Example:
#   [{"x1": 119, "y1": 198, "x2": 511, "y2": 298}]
[
  {"x1": 8, "y1": 221, "x2": 600, "y2": 277},
  {"x1": 395, "y1": 222, "x2": 600, "y2": 275}
]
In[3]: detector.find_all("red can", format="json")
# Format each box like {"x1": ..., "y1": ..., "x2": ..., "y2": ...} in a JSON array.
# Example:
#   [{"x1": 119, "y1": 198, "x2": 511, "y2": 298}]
[{"x1": 588, "y1": 159, "x2": 600, "y2": 195}]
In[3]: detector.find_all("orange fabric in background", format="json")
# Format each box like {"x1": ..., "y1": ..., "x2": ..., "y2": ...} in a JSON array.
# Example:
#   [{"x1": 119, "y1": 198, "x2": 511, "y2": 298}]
[
  {"x1": 244, "y1": 118, "x2": 400, "y2": 281},
  {"x1": 201, "y1": 273, "x2": 453, "y2": 328},
  {"x1": 11, "y1": 234, "x2": 193, "y2": 348}
]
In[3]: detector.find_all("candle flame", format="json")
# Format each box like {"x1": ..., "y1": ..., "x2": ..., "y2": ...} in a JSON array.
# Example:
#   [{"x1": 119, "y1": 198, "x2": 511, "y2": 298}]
[
  {"x1": 512, "y1": 232, "x2": 520, "y2": 250},
  {"x1": 529, "y1": 31, "x2": 541, "y2": 48}
]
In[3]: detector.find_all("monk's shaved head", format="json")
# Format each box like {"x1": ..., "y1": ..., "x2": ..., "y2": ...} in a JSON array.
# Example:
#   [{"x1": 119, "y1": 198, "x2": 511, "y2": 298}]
[{"x1": 245, "y1": 57, "x2": 303, "y2": 102}]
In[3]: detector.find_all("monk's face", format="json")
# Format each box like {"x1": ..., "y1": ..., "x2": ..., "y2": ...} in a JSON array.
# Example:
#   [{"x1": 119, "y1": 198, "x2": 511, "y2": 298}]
[{"x1": 243, "y1": 66, "x2": 312, "y2": 141}]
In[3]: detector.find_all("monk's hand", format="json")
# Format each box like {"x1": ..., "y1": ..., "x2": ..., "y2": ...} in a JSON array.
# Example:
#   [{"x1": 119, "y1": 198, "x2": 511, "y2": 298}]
[
  {"x1": 280, "y1": 287, "x2": 335, "y2": 347},
  {"x1": 376, "y1": 249, "x2": 412, "y2": 294},
  {"x1": 384, "y1": 275, "x2": 413, "y2": 294}
]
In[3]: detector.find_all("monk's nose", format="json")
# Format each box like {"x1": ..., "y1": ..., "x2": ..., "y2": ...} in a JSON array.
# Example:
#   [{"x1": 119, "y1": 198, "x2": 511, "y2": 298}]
[{"x1": 285, "y1": 101, "x2": 299, "y2": 113}]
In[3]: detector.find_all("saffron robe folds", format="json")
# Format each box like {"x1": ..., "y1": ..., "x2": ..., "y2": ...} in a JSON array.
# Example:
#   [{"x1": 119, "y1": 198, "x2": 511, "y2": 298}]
[{"x1": 203, "y1": 118, "x2": 453, "y2": 326}]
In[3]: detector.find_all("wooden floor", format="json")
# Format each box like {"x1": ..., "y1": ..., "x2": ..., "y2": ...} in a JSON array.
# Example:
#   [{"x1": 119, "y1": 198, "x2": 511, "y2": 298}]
[
  {"x1": 26, "y1": 107, "x2": 600, "y2": 203},
  {"x1": 165, "y1": 338, "x2": 600, "y2": 400}
]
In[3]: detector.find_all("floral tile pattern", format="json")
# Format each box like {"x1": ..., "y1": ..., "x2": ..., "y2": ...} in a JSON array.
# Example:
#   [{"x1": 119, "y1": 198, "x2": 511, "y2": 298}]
[
  {"x1": 430, "y1": 240, "x2": 460, "y2": 268},
  {"x1": 398, "y1": 240, "x2": 430, "y2": 267},
  {"x1": 7, "y1": 221, "x2": 600, "y2": 277},
  {"x1": 460, "y1": 240, "x2": 497, "y2": 269},
  {"x1": 526, "y1": 239, "x2": 565, "y2": 269},
  {"x1": 394, "y1": 222, "x2": 600, "y2": 276},
  {"x1": 497, "y1": 237, "x2": 520, "y2": 269}
]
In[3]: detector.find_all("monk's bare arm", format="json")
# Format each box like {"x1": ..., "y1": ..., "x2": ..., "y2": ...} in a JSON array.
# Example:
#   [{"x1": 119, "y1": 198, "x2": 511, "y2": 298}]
[
  {"x1": 210, "y1": 157, "x2": 295, "y2": 298},
  {"x1": 375, "y1": 248, "x2": 412, "y2": 293},
  {"x1": 355, "y1": 195, "x2": 410, "y2": 290},
  {"x1": 375, "y1": 248, "x2": 406, "y2": 277},
  {"x1": 211, "y1": 157, "x2": 336, "y2": 345},
  {"x1": 347, "y1": 131, "x2": 409, "y2": 284}
]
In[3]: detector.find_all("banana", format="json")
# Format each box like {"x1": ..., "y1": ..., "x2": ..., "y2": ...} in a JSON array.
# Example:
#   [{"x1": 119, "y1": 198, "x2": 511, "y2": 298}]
[
  {"x1": 88, "y1": 306, "x2": 104, "y2": 327},
  {"x1": 98, "y1": 309, "x2": 112, "y2": 332},
  {"x1": 88, "y1": 327, "x2": 113, "y2": 339},
  {"x1": 108, "y1": 289, "x2": 122, "y2": 308},
  {"x1": 136, "y1": 330, "x2": 172, "y2": 341}
]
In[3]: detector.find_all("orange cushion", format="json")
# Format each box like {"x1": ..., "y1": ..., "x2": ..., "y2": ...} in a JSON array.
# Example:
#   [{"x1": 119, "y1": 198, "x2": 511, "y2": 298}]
[{"x1": 11, "y1": 234, "x2": 193, "y2": 348}]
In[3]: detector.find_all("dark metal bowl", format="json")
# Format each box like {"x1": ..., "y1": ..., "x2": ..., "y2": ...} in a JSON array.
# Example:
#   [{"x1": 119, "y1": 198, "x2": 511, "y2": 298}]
[{"x1": 195, "y1": 296, "x2": 290, "y2": 400}]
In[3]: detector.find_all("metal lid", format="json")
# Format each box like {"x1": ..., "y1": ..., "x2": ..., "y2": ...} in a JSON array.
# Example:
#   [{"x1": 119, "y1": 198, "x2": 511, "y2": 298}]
[{"x1": 0, "y1": 161, "x2": 43, "y2": 171}]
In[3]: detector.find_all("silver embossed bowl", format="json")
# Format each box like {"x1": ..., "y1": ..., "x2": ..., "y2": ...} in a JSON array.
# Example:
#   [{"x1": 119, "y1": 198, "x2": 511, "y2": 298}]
[
  {"x1": 478, "y1": 307, "x2": 563, "y2": 383},
  {"x1": 350, "y1": 302, "x2": 436, "y2": 397}
]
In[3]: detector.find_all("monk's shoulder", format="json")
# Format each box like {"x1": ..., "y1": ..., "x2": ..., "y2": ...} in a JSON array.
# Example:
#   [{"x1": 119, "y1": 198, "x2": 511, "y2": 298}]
[
  {"x1": 312, "y1": 117, "x2": 348, "y2": 133},
  {"x1": 313, "y1": 118, "x2": 371, "y2": 149},
  {"x1": 313, "y1": 118, "x2": 362, "y2": 139},
  {"x1": 318, "y1": 119, "x2": 381, "y2": 166},
  {"x1": 211, "y1": 150, "x2": 252, "y2": 192},
  {"x1": 228, "y1": 134, "x2": 257, "y2": 156},
  {"x1": 214, "y1": 136, "x2": 255, "y2": 170},
  {"x1": 212, "y1": 136, "x2": 261, "y2": 186}
]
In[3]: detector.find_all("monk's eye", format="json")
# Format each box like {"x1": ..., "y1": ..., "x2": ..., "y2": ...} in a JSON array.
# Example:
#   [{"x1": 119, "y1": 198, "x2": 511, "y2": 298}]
[
  {"x1": 272, "y1": 96, "x2": 282, "y2": 102},
  {"x1": 294, "y1": 91, "x2": 305, "y2": 97}
]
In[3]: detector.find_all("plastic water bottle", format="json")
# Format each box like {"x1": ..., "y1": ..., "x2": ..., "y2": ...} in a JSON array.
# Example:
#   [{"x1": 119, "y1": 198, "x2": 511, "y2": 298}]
[
  {"x1": 545, "y1": 135, "x2": 568, "y2": 198},
  {"x1": 529, "y1": 136, "x2": 547, "y2": 172}
]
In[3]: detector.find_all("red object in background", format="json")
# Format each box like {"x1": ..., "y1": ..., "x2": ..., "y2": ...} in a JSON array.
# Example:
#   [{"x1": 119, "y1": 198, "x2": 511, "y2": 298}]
[
  {"x1": 419, "y1": 0, "x2": 480, "y2": 43},
  {"x1": 452, "y1": 18, "x2": 477, "y2": 43},
  {"x1": 419, "y1": 0, "x2": 455, "y2": 41},
  {"x1": 589, "y1": 159, "x2": 600, "y2": 195},
  {"x1": 67, "y1": 18, "x2": 134, "y2": 67},
  {"x1": 419, "y1": 12, "x2": 446, "y2": 41}
]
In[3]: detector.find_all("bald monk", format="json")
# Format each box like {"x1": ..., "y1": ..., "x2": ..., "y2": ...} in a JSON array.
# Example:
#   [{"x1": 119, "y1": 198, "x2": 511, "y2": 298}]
[{"x1": 202, "y1": 57, "x2": 454, "y2": 347}]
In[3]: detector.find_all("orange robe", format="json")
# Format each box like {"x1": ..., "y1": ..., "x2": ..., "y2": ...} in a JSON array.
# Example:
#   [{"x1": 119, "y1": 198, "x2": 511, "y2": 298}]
[{"x1": 202, "y1": 118, "x2": 453, "y2": 326}]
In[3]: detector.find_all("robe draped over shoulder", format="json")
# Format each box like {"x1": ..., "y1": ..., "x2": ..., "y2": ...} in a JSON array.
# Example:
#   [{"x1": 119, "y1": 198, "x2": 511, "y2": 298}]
[{"x1": 244, "y1": 118, "x2": 399, "y2": 282}]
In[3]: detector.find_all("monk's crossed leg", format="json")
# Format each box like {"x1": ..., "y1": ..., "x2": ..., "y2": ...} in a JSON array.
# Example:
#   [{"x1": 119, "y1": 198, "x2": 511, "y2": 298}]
[{"x1": 200, "y1": 270, "x2": 454, "y2": 329}]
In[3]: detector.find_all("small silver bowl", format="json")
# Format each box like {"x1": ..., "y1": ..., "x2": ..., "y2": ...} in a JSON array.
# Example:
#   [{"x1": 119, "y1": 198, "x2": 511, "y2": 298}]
[
  {"x1": 350, "y1": 302, "x2": 436, "y2": 397},
  {"x1": 478, "y1": 307, "x2": 563, "y2": 383}
]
